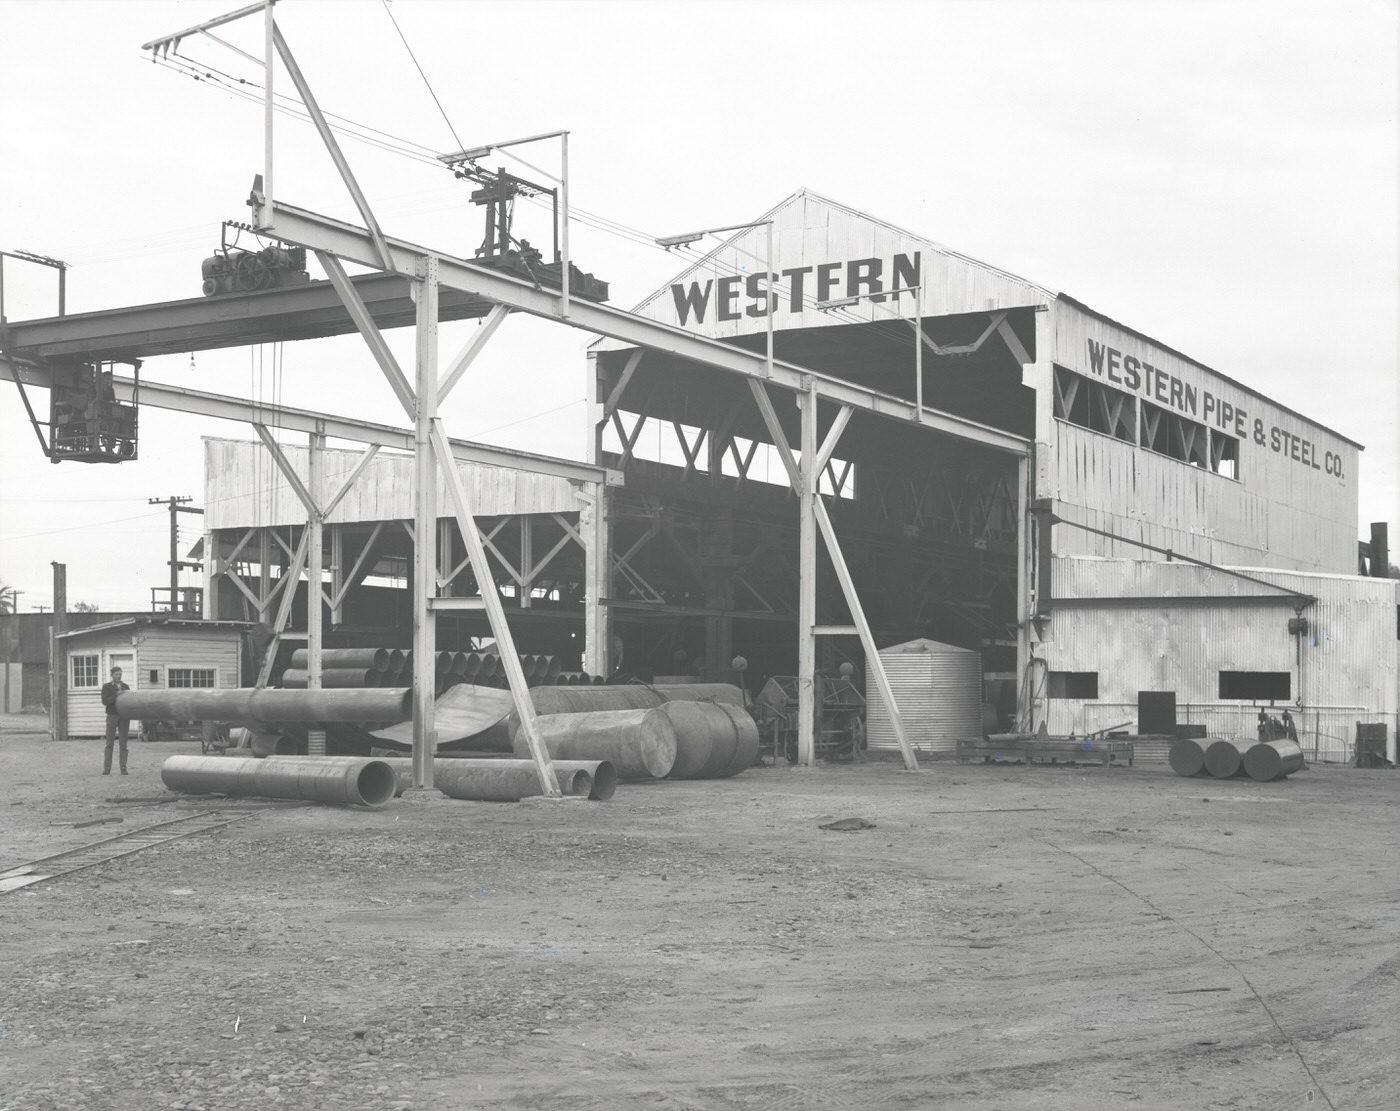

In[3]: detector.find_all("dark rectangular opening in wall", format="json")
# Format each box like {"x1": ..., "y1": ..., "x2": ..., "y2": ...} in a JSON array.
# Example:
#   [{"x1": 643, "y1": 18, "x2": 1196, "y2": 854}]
[
  {"x1": 1048, "y1": 671, "x2": 1099, "y2": 698},
  {"x1": 1218, "y1": 671, "x2": 1291, "y2": 700}
]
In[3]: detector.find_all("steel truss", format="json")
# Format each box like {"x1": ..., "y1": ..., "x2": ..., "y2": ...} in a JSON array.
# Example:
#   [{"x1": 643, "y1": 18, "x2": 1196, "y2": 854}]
[{"x1": 7, "y1": 1, "x2": 1036, "y2": 782}]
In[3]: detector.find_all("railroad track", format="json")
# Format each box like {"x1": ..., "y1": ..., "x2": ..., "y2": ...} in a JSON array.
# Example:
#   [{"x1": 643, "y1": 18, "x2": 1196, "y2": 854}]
[{"x1": 0, "y1": 809, "x2": 264, "y2": 894}]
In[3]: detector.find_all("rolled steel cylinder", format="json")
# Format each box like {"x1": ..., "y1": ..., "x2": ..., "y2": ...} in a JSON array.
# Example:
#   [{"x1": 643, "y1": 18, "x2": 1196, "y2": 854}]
[
  {"x1": 162, "y1": 754, "x2": 397, "y2": 807},
  {"x1": 1243, "y1": 739, "x2": 1305, "y2": 782},
  {"x1": 450, "y1": 652, "x2": 469, "y2": 676},
  {"x1": 542, "y1": 655, "x2": 561, "y2": 680},
  {"x1": 1204, "y1": 737, "x2": 1254, "y2": 778},
  {"x1": 380, "y1": 757, "x2": 613, "y2": 801},
  {"x1": 657, "y1": 699, "x2": 761, "y2": 778},
  {"x1": 527, "y1": 682, "x2": 747, "y2": 717},
  {"x1": 463, "y1": 652, "x2": 483, "y2": 677},
  {"x1": 280, "y1": 668, "x2": 380, "y2": 689},
  {"x1": 513, "y1": 708, "x2": 677, "y2": 779},
  {"x1": 119, "y1": 687, "x2": 412, "y2": 725},
  {"x1": 289, "y1": 647, "x2": 391, "y2": 672},
  {"x1": 1168, "y1": 738, "x2": 1208, "y2": 777},
  {"x1": 519, "y1": 655, "x2": 537, "y2": 678},
  {"x1": 478, "y1": 654, "x2": 498, "y2": 677}
]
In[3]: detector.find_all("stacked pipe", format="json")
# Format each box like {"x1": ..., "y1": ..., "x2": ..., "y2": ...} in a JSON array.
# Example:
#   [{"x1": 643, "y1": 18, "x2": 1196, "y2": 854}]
[
  {"x1": 284, "y1": 647, "x2": 408, "y2": 691},
  {"x1": 1169, "y1": 735, "x2": 1306, "y2": 782},
  {"x1": 448, "y1": 652, "x2": 572, "y2": 688}
]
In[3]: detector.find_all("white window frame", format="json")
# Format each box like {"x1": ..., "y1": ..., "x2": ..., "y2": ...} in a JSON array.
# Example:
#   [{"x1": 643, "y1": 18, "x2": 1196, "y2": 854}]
[
  {"x1": 167, "y1": 668, "x2": 217, "y2": 689},
  {"x1": 71, "y1": 653, "x2": 101, "y2": 689}
]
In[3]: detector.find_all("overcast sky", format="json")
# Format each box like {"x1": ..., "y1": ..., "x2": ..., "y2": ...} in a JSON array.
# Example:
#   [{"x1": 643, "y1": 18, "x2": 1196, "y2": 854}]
[{"x1": 1, "y1": 0, "x2": 1396, "y2": 611}]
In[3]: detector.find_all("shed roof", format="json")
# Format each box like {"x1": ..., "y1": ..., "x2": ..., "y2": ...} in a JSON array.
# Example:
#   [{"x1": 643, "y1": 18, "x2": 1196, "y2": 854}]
[{"x1": 58, "y1": 616, "x2": 253, "y2": 642}]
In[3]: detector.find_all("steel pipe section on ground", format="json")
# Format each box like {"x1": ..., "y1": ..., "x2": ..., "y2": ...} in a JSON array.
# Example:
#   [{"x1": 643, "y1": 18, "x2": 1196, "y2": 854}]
[
  {"x1": 119, "y1": 687, "x2": 412, "y2": 725},
  {"x1": 1168, "y1": 738, "x2": 1208, "y2": 777},
  {"x1": 1243, "y1": 739, "x2": 1305, "y2": 781},
  {"x1": 512, "y1": 708, "x2": 677, "y2": 779},
  {"x1": 656, "y1": 699, "x2": 760, "y2": 778},
  {"x1": 161, "y1": 755, "x2": 397, "y2": 808},
  {"x1": 1204, "y1": 737, "x2": 1254, "y2": 779},
  {"x1": 379, "y1": 757, "x2": 614, "y2": 802}
]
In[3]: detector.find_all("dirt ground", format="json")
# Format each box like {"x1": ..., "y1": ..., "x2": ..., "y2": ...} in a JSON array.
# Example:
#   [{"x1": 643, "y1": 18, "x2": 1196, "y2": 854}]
[{"x1": 1, "y1": 711, "x2": 1396, "y2": 1111}]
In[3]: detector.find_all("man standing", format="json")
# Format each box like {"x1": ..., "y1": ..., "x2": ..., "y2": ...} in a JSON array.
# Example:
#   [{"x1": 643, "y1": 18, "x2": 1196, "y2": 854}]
[{"x1": 101, "y1": 665, "x2": 130, "y2": 775}]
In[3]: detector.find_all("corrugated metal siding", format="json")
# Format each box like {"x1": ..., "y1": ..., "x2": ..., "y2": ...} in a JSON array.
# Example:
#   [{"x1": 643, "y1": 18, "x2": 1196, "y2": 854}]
[
  {"x1": 867, "y1": 642, "x2": 983, "y2": 752},
  {"x1": 1045, "y1": 558, "x2": 1400, "y2": 760},
  {"x1": 205, "y1": 439, "x2": 583, "y2": 531},
  {"x1": 1046, "y1": 303, "x2": 1359, "y2": 573}
]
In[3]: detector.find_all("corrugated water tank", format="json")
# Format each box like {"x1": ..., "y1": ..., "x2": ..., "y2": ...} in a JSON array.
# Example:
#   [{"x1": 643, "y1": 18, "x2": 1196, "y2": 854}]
[{"x1": 866, "y1": 638, "x2": 982, "y2": 753}]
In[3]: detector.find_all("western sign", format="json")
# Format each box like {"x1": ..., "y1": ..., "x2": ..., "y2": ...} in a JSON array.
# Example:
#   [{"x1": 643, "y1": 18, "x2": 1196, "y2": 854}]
[{"x1": 670, "y1": 252, "x2": 922, "y2": 326}]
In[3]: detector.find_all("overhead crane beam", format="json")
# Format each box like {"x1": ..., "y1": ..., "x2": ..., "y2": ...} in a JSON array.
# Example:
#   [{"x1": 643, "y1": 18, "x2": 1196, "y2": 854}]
[
  {"x1": 0, "y1": 272, "x2": 495, "y2": 362},
  {"x1": 256, "y1": 200, "x2": 1034, "y2": 457},
  {"x1": 0, "y1": 354, "x2": 617, "y2": 487}
]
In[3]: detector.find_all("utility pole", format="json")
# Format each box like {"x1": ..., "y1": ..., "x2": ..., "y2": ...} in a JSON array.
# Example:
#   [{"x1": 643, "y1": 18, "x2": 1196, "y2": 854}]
[
  {"x1": 50, "y1": 562, "x2": 66, "y2": 742},
  {"x1": 149, "y1": 496, "x2": 204, "y2": 614}
]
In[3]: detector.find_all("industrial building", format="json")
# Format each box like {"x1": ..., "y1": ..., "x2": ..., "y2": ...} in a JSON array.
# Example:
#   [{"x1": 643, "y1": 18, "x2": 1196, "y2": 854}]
[{"x1": 186, "y1": 189, "x2": 1395, "y2": 763}]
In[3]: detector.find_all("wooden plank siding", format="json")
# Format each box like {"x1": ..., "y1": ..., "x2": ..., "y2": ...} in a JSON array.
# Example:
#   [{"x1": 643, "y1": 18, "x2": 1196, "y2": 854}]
[
  {"x1": 205, "y1": 439, "x2": 585, "y2": 532},
  {"x1": 62, "y1": 625, "x2": 243, "y2": 737}
]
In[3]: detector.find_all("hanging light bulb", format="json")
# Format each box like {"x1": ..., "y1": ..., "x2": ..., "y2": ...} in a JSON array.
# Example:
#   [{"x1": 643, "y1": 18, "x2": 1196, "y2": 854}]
[{"x1": 188, "y1": 352, "x2": 196, "y2": 373}]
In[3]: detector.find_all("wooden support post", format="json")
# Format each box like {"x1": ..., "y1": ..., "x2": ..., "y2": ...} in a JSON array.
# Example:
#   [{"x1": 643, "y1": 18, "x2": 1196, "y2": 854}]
[
  {"x1": 411, "y1": 257, "x2": 439, "y2": 791},
  {"x1": 430, "y1": 421, "x2": 562, "y2": 797},
  {"x1": 797, "y1": 381, "x2": 817, "y2": 766},
  {"x1": 519, "y1": 516, "x2": 533, "y2": 609},
  {"x1": 813, "y1": 497, "x2": 918, "y2": 771},
  {"x1": 306, "y1": 425, "x2": 325, "y2": 755},
  {"x1": 580, "y1": 486, "x2": 610, "y2": 676},
  {"x1": 1015, "y1": 454, "x2": 1030, "y2": 730},
  {"x1": 258, "y1": 528, "x2": 271, "y2": 622},
  {"x1": 50, "y1": 561, "x2": 66, "y2": 743}
]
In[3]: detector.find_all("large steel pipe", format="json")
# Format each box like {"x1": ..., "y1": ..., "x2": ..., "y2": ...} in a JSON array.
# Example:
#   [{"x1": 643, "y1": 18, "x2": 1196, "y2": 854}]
[
  {"x1": 280, "y1": 668, "x2": 381, "y2": 689},
  {"x1": 1168, "y1": 738, "x2": 1208, "y2": 777},
  {"x1": 162, "y1": 754, "x2": 397, "y2": 807},
  {"x1": 120, "y1": 687, "x2": 412, "y2": 725},
  {"x1": 1244, "y1": 739, "x2": 1305, "y2": 782},
  {"x1": 528, "y1": 683, "x2": 746, "y2": 716},
  {"x1": 290, "y1": 647, "x2": 391, "y2": 672},
  {"x1": 657, "y1": 699, "x2": 760, "y2": 778},
  {"x1": 1204, "y1": 737, "x2": 1254, "y2": 778},
  {"x1": 379, "y1": 757, "x2": 613, "y2": 801},
  {"x1": 511, "y1": 708, "x2": 677, "y2": 779}
]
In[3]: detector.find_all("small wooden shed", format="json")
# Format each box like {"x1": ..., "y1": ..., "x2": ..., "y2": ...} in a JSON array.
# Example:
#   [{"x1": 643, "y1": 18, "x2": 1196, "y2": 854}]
[{"x1": 56, "y1": 617, "x2": 251, "y2": 738}]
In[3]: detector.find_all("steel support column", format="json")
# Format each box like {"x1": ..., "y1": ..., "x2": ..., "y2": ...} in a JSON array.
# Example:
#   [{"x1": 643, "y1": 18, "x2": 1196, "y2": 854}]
[
  {"x1": 796, "y1": 381, "x2": 817, "y2": 766},
  {"x1": 306, "y1": 425, "x2": 325, "y2": 754},
  {"x1": 411, "y1": 257, "x2": 439, "y2": 790}
]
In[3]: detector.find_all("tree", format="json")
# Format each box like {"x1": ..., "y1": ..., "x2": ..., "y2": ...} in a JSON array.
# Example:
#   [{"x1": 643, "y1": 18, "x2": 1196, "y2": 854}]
[
  {"x1": 0, "y1": 583, "x2": 15, "y2": 614},
  {"x1": 72, "y1": 601, "x2": 100, "y2": 613}
]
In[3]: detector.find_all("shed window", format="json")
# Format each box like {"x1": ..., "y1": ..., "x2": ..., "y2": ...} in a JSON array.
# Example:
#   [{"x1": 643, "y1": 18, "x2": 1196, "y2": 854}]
[
  {"x1": 1047, "y1": 671, "x2": 1099, "y2": 699},
  {"x1": 71, "y1": 654, "x2": 100, "y2": 688},
  {"x1": 168, "y1": 668, "x2": 216, "y2": 689},
  {"x1": 1218, "y1": 671, "x2": 1290, "y2": 700}
]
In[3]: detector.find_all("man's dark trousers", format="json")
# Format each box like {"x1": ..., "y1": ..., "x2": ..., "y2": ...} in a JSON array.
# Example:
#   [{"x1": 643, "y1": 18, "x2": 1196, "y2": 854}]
[{"x1": 104, "y1": 714, "x2": 129, "y2": 774}]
